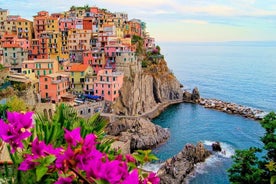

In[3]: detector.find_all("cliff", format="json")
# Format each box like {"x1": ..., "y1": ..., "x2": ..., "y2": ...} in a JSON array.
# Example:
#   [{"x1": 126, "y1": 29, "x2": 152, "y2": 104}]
[
  {"x1": 113, "y1": 59, "x2": 183, "y2": 116},
  {"x1": 105, "y1": 117, "x2": 170, "y2": 152}
]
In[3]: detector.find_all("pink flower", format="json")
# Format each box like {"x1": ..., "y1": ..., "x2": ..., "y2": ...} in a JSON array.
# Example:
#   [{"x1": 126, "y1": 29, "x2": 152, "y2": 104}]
[
  {"x1": 55, "y1": 147, "x2": 75, "y2": 171},
  {"x1": 64, "y1": 127, "x2": 82, "y2": 147},
  {"x1": 125, "y1": 154, "x2": 136, "y2": 163},
  {"x1": 100, "y1": 160, "x2": 129, "y2": 184},
  {"x1": 18, "y1": 155, "x2": 39, "y2": 171},
  {"x1": 54, "y1": 177, "x2": 72, "y2": 184},
  {"x1": 122, "y1": 169, "x2": 139, "y2": 184},
  {"x1": 7, "y1": 111, "x2": 33, "y2": 129},
  {"x1": 0, "y1": 112, "x2": 33, "y2": 153},
  {"x1": 143, "y1": 172, "x2": 160, "y2": 184},
  {"x1": 82, "y1": 133, "x2": 97, "y2": 154}
]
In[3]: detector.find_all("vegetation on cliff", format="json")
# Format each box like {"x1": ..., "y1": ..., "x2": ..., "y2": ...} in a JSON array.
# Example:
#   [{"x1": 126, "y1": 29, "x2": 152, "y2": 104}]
[{"x1": 228, "y1": 112, "x2": 276, "y2": 184}]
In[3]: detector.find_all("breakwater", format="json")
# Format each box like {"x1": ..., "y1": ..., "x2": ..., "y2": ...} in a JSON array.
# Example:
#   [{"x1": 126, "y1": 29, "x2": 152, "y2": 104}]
[{"x1": 198, "y1": 98, "x2": 267, "y2": 120}]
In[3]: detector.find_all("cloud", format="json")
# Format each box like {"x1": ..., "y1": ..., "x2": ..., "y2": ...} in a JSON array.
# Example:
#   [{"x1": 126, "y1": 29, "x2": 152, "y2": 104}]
[{"x1": 180, "y1": 19, "x2": 209, "y2": 25}]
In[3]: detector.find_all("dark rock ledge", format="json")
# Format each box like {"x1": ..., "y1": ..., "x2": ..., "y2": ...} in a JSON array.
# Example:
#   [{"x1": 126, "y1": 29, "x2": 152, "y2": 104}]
[{"x1": 157, "y1": 142, "x2": 211, "y2": 184}]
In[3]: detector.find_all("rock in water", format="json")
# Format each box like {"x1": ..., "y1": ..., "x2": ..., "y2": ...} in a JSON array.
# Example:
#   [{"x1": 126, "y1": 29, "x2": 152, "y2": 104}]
[
  {"x1": 212, "y1": 142, "x2": 222, "y2": 152},
  {"x1": 191, "y1": 87, "x2": 200, "y2": 102},
  {"x1": 158, "y1": 142, "x2": 211, "y2": 184}
]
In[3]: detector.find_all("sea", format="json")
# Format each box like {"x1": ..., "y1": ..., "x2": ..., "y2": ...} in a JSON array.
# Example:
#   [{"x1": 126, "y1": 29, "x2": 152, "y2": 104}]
[{"x1": 149, "y1": 42, "x2": 276, "y2": 184}]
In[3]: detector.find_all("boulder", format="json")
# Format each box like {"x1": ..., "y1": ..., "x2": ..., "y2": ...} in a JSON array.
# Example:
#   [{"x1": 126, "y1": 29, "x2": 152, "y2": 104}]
[
  {"x1": 106, "y1": 117, "x2": 170, "y2": 151},
  {"x1": 212, "y1": 142, "x2": 222, "y2": 152},
  {"x1": 158, "y1": 142, "x2": 211, "y2": 184},
  {"x1": 191, "y1": 87, "x2": 200, "y2": 102}
]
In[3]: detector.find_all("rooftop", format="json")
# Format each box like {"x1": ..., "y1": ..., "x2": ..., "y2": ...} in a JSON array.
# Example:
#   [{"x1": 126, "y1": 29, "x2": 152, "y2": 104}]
[{"x1": 70, "y1": 64, "x2": 90, "y2": 72}]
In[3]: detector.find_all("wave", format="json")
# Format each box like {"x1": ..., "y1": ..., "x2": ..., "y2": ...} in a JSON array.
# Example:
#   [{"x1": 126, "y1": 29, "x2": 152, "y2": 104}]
[
  {"x1": 203, "y1": 140, "x2": 235, "y2": 158},
  {"x1": 141, "y1": 162, "x2": 164, "y2": 173}
]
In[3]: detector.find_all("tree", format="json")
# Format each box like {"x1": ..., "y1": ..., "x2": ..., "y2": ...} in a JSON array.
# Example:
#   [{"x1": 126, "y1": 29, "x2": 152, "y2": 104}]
[
  {"x1": 228, "y1": 112, "x2": 276, "y2": 184},
  {"x1": 228, "y1": 148, "x2": 263, "y2": 184},
  {"x1": 6, "y1": 96, "x2": 28, "y2": 112},
  {"x1": 260, "y1": 112, "x2": 276, "y2": 162}
]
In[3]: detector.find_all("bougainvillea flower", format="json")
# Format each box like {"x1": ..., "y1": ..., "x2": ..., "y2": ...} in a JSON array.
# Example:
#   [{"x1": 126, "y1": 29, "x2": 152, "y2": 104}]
[
  {"x1": 7, "y1": 111, "x2": 34, "y2": 129},
  {"x1": 76, "y1": 148, "x2": 103, "y2": 170},
  {"x1": 54, "y1": 176, "x2": 73, "y2": 184},
  {"x1": 125, "y1": 154, "x2": 136, "y2": 163},
  {"x1": 18, "y1": 155, "x2": 38, "y2": 171},
  {"x1": 143, "y1": 172, "x2": 160, "y2": 184},
  {"x1": 64, "y1": 127, "x2": 82, "y2": 146},
  {"x1": 55, "y1": 147, "x2": 75, "y2": 171},
  {"x1": 0, "y1": 119, "x2": 15, "y2": 142},
  {"x1": 100, "y1": 160, "x2": 129, "y2": 184},
  {"x1": 82, "y1": 133, "x2": 97, "y2": 154},
  {"x1": 122, "y1": 169, "x2": 139, "y2": 184}
]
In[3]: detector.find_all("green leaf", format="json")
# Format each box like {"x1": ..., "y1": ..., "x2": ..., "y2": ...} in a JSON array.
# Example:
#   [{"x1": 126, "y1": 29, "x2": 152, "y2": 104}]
[
  {"x1": 44, "y1": 155, "x2": 56, "y2": 165},
  {"x1": 36, "y1": 166, "x2": 48, "y2": 182},
  {"x1": 94, "y1": 179, "x2": 109, "y2": 184},
  {"x1": 271, "y1": 175, "x2": 276, "y2": 184}
]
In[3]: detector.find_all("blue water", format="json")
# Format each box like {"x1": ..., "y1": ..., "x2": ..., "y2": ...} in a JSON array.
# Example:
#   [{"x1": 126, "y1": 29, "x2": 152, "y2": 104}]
[{"x1": 152, "y1": 42, "x2": 276, "y2": 183}]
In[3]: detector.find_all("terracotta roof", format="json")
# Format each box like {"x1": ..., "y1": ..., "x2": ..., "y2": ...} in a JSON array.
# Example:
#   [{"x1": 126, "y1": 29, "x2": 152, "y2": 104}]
[
  {"x1": 17, "y1": 18, "x2": 32, "y2": 22},
  {"x1": 2, "y1": 43, "x2": 20, "y2": 48},
  {"x1": 70, "y1": 64, "x2": 90, "y2": 72}
]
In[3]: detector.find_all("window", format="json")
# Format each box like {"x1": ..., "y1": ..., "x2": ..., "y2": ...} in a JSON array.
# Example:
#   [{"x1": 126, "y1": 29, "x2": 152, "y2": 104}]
[
  {"x1": 108, "y1": 91, "x2": 110, "y2": 95},
  {"x1": 113, "y1": 77, "x2": 116, "y2": 81},
  {"x1": 102, "y1": 90, "x2": 104, "y2": 95},
  {"x1": 108, "y1": 84, "x2": 110, "y2": 88},
  {"x1": 46, "y1": 93, "x2": 48, "y2": 98},
  {"x1": 45, "y1": 85, "x2": 48, "y2": 89},
  {"x1": 71, "y1": 72, "x2": 74, "y2": 76},
  {"x1": 114, "y1": 90, "x2": 116, "y2": 95},
  {"x1": 81, "y1": 72, "x2": 84, "y2": 76},
  {"x1": 44, "y1": 78, "x2": 48, "y2": 81}
]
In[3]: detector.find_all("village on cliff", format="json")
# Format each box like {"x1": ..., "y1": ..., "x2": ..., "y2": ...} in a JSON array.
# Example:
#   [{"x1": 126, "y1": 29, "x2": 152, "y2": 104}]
[{"x1": 0, "y1": 6, "x2": 161, "y2": 116}]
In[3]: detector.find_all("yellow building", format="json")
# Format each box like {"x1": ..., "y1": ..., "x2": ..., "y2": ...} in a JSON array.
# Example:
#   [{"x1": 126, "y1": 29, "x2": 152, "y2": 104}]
[
  {"x1": 0, "y1": 8, "x2": 8, "y2": 21},
  {"x1": 45, "y1": 17, "x2": 59, "y2": 32},
  {"x1": 21, "y1": 60, "x2": 37, "y2": 81},
  {"x1": 16, "y1": 18, "x2": 33, "y2": 41},
  {"x1": 68, "y1": 29, "x2": 92, "y2": 51},
  {"x1": 69, "y1": 63, "x2": 94, "y2": 93}
]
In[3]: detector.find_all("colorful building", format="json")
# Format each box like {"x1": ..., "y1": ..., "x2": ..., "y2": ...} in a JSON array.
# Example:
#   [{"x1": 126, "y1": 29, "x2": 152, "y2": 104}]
[
  {"x1": 16, "y1": 18, "x2": 33, "y2": 41},
  {"x1": 0, "y1": 8, "x2": 8, "y2": 22},
  {"x1": 93, "y1": 68, "x2": 124, "y2": 102},
  {"x1": 33, "y1": 11, "x2": 49, "y2": 38},
  {"x1": 22, "y1": 60, "x2": 36, "y2": 81},
  {"x1": 39, "y1": 72, "x2": 69, "y2": 103},
  {"x1": 83, "y1": 49, "x2": 106, "y2": 74},
  {"x1": 124, "y1": 19, "x2": 142, "y2": 37},
  {"x1": 69, "y1": 63, "x2": 94, "y2": 93},
  {"x1": 33, "y1": 59, "x2": 59, "y2": 77}
]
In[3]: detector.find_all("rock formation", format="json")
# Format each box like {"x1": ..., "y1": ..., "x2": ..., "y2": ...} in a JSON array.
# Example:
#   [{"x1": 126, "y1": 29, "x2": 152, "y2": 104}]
[
  {"x1": 183, "y1": 87, "x2": 200, "y2": 103},
  {"x1": 113, "y1": 59, "x2": 183, "y2": 116},
  {"x1": 212, "y1": 142, "x2": 222, "y2": 152},
  {"x1": 105, "y1": 117, "x2": 170, "y2": 152},
  {"x1": 158, "y1": 142, "x2": 211, "y2": 184}
]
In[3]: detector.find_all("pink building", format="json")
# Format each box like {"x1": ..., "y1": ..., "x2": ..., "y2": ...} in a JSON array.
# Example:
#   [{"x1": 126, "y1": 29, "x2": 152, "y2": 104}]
[
  {"x1": 93, "y1": 68, "x2": 124, "y2": 102},
  {"x1": 59, "y1": 18, "x2": 76, "y2": 32},
  {"x1": 39, "y1": 73, "x2": 69, "y2": 103},
  {"x1": 83, "y1": 49, "x2": 105, "y2": 74}
]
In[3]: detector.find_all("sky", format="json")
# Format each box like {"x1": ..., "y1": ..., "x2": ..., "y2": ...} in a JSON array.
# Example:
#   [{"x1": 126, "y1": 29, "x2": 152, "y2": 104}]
[{"x1": 1, "y1": 0, "x2": 276, "y2": 42}]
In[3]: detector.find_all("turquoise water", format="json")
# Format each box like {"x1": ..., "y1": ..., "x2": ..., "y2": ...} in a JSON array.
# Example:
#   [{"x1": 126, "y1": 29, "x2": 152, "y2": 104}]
[{"x1": 152, "y1": 42, "x2": 276, "y2": 183}]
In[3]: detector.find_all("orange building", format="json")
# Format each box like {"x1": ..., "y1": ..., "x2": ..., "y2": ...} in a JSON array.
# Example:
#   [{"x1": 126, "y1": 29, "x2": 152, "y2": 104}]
[
  {"x1": 39, "y1": 72, "x2": 69, "y2": 103},
  {"x1": 33, "y1": 11, "x2": 49, "y2": 38}
]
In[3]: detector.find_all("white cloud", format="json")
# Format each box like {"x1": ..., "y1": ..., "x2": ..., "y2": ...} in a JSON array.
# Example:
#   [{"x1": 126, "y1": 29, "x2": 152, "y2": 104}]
[{"x1": 180, "y1": 19, "x2": 209, "y2": 25}]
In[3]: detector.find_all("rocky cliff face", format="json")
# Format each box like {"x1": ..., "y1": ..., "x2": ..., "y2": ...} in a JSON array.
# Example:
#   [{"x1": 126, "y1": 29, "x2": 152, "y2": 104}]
[
  {"x1": 105, "y1": 117, "x2": 170, "y2": 151},
  {"x1": 158, "y1": 142, "x2": 211, "y2": 184},
  {"x1": 113, "y1": 59, "x2": 183, "y2": 116}
]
